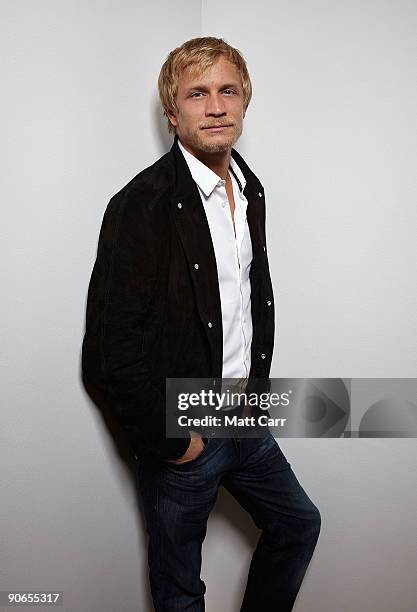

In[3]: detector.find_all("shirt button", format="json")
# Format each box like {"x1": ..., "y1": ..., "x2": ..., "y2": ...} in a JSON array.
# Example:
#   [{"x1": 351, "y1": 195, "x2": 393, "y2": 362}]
[
  {"x1": 260, "y1": 353, "x2": 266, "y2": 359},
  {"x1": 222, "y1": 201, "x2": 227, "y2": 208},
  {"x1": 208, "y1": 321, "x2": 213, "y2": 328},
  {"x1": 177, "y1": 202, "x2": 182, "y2": 209},
  {"x1": 267, "y1": 300, "x2": 272, "y2": 306},
  {"x1": 194, "y1": 263, "x2": 199, "y2": 270}
]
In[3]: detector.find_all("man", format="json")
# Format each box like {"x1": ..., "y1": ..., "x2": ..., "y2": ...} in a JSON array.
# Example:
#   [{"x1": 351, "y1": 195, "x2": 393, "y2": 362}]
[{"x1": 82, "y1": 37, "x2": 321, "y2": 612}]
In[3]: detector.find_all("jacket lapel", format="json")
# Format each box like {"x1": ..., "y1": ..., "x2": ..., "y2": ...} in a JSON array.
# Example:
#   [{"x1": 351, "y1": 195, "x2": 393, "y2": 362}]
[{"x1": 230, "y1": 146, "x2": 265, "y2": 283}]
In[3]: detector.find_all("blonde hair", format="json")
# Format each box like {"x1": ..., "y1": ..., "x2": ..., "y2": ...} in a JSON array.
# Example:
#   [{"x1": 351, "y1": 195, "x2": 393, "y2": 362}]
[{"x1": 158, "y1": 37, "x2": 252, "y2": 135}]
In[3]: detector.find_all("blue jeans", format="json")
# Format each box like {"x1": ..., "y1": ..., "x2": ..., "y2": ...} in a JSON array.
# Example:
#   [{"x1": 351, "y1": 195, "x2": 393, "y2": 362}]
[{"x1": 136, "y1": 432, "x2": 321, "y2": 612}]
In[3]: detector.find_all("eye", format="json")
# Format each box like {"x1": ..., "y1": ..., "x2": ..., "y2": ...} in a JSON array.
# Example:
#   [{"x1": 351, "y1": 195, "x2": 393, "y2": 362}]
[
  {"x1": 223, "y1": 89, "x2": 236, "y2": 95},
  {"x1": 190, "y1": 92, "x2": 203, "y2": 98}
]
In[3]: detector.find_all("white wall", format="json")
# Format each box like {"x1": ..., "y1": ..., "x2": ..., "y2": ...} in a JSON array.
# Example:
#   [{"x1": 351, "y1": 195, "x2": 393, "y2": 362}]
[{"x1": 2, "y1": 1, "x2": 416, "y2": 611}]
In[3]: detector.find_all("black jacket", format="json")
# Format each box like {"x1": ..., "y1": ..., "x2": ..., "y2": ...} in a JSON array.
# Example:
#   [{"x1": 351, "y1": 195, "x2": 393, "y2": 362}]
[{"x1": 81, "y1": 135, "x2": 275, "y2": 463}]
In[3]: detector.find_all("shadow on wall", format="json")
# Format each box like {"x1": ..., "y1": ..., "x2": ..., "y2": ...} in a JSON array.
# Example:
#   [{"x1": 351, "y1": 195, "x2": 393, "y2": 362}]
[
  {"x1": 80, "y1": 371, "x2": 155, "y2": 612},
  {"x1": 154, "y1": 95, "x2": 175, "y2": 156}
]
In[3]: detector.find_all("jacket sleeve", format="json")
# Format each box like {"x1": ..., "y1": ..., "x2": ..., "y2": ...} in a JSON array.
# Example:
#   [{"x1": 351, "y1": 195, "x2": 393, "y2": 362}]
[{"x1": 81, "y1": 188, "x2": 190, "y2": 463}]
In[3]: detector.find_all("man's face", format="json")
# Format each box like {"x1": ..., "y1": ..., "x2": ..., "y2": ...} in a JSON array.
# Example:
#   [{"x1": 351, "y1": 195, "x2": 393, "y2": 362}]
[{"x1": 166, "y1": 55, "x2": 245, "y2": 156}]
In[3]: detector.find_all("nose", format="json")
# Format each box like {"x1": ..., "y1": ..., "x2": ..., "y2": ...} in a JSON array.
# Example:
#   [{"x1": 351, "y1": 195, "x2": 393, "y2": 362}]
[{"x1": 205, "y1": 93, "x2": 227, "y2": 117}]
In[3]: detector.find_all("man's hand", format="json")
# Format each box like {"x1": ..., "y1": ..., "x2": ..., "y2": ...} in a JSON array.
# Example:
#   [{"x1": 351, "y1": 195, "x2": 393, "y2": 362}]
[{"x1": 166, "y1": 431, "x2": 206, "y2": 464}]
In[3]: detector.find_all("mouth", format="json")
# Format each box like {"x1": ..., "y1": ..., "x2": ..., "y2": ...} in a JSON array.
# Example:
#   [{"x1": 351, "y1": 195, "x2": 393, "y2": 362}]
[{"x1": 201, "y1": 125, "x2": 233, "y2": 132}]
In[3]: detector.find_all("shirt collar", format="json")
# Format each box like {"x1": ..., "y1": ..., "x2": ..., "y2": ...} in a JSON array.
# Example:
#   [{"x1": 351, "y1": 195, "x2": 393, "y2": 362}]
[{"x1": 178, "y1": 139, "x2": 247, "y2": 198}]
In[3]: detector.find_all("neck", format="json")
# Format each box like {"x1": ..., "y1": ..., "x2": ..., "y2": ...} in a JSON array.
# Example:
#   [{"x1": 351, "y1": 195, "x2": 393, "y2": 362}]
[
  {"x1": 179, "y1": 139, "x2": 231, "y2": 180},
  {"x1": 195, "y1": 150, "x2": 231, "y2": 180}
]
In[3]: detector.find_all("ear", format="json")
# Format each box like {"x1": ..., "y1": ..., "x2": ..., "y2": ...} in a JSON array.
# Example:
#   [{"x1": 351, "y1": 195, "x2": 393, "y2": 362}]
[{"x1": 165, "y1": 107, "x2": 178, "y2": 128}]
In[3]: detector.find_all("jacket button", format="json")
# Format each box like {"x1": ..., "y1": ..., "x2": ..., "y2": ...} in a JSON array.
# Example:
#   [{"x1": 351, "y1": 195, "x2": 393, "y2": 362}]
[
  {"x1": 263, "y1": 245, "x2": 266, "y2": 252},
  {"x1": 258, "y1": 191, "x2": 262, "y2": 198},
  {"x1": 177, "y1": 202, "x2": 182, "y2": 209},
  {"x1": 267, "y1": 300, "x2": 272, "y2": 306},
  {"x1": 208, "y1": 321, "x2": 213, "y2": 328},
  {"x1": 260, "y1": 353, "x2": 266, "y2": 359},
  {"x1": 194, "y1": 263, "x2": 199, "y2": 269}
]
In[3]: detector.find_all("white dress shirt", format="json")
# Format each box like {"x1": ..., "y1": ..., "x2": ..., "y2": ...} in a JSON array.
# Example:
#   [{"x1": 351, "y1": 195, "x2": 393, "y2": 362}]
[{"x1": 178, "y1": 139, "x2": 253, "y2": 380}]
